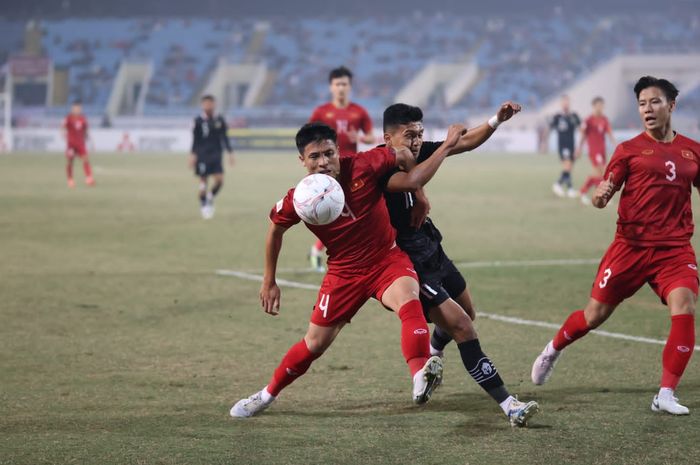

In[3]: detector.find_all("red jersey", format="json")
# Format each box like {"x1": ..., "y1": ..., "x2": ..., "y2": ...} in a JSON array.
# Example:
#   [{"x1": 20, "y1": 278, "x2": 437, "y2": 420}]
[
  {"x1": 583, "y1": 115, "x2": 610, "y2": 156},
  {"x1": 270, "y1": 146, "x2": 397, "y2": 271},
  {"x1": 63, "y1": 115, "x2": 88, "y2": 146},
  {"x1": 309, "y1": 102, "x2": 372, "y2": 155},
  {"x1": 605, "y1": 132, "x2": 700, "y2": 247}
]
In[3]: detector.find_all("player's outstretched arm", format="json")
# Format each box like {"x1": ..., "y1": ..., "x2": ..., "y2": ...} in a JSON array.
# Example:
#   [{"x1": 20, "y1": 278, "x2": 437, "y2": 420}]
[
  {"x1": 448, "y1": 101, "x2": 522, "y2": 155},
  {"x1": 385, "y1": 124, "x2": 466, "y2": 192},
  {"x1": 259, "y1": 222, "x2": 288, "y2": 316},
  {"x1": 592, "y1": 173, "x2": 616, "y2": 209},
  {"x1": 575, "y1": 126, "x2": 586, "y2": 159}
]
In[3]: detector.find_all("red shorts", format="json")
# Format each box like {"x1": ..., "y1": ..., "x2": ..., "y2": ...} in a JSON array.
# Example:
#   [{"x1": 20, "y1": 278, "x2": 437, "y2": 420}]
[
  {"x1": 66, "y1": 143, "x2": 87, "y2": 158},
  {"x1": 591, "y1": 238, "x2": 699, "y2": 306},
  {"x1": 588, "y1": 150, "x2": 606, "y2": 168},
  {"x1": 311, "y1": 246, "x2": 417, "y2": 326}
]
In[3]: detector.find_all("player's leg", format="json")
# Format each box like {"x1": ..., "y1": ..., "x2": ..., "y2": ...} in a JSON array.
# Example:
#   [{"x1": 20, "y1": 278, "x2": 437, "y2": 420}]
[
  {"x1": 197, "y1": 174, "x2": 212, "y2": 219},
  {"x1": 309, "y1": 239, "x2": 326, "y2": 272},
  {"x1": 231, "y1": 321, "x2": 345, "y2": 418},
  {"x1": 429, "y1": 272, "x2": 476, "y2": 355},
  {"x1": 209, "y1": 172, "x2": 224, "y2": 204},
  {"x1": 553, "y1": 151, "x2": 572, "y2": 197},
  {"x1": 581, "y1": 158, "x2": 605, "y2": 205},
  {"x1": 380, "y1": 271, "x2": 441, "y2": 404},
  {"x1": 78, "y1": 146, "x2": 94, "y2": 186},
  {"x1": 65, "y1": 148, "x2": 76, "y2": 187},
  {"x1": 428, "y1": 300, "x2": 539, "y2": 426}
]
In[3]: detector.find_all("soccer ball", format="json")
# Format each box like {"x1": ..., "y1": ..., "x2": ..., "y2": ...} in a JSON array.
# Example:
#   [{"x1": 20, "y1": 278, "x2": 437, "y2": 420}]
[{"x1": 293, "y1": 173, "x2": 345, "y2": 225}]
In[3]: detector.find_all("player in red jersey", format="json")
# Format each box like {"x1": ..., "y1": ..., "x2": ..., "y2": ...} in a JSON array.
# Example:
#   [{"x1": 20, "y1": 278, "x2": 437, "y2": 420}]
[
  {"x1": 308, "y1": 67, "x2": 375, "y2": 271},
  {"x1": 62, "y1": 101, "x2": 94, "y2": 187},
  {"x1": 532, "y1": 76, "x2": 699, "y2": 415},
  {"x1": 575, "y1": 97, "x2": 616, "y2": 205},
  {"x1": 231, "y1": 122, "x2": 466, "y2": 418}
]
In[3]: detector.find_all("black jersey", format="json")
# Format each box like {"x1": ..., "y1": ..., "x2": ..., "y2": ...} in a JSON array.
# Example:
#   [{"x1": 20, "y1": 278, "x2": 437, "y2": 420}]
[
  {"x1": 550, "y1": 112, "x2": 580, "y2": 150},
  {"x1": 382, "y1": 140, "x2": 445, "y2": 263},
  {"x1": 191, "y1": 113, "x2": 232, "y2": 162}
]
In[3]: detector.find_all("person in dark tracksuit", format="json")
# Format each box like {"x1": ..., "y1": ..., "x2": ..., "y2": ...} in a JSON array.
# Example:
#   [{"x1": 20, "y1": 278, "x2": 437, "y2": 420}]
[{"x1": 550, "y1": 95, "x2": 581, "y2": 198}]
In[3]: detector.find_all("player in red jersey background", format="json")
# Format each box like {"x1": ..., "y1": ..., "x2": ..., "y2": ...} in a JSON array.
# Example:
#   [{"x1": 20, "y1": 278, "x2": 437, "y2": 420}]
[
  {"x1": 532, "y1": 76, "x2": 700, "y2": 415},
  {"x1": 62, "y1": 101, "x2": 94, "y2": 188},
  {"x1": 307, "y1": 67, "x2": 375, "y2": 271},
  {"x1": 230, "y1": 122, "x2": 467, "y2": 418},
  {"x1": 576, "y1": 97, "x2": 616, "y2": 205}
]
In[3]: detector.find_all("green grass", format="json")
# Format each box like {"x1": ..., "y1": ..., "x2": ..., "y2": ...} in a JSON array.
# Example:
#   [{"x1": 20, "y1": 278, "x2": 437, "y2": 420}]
[{"x1": 1, "y1": 151, "x2": 699, "y2": 465}]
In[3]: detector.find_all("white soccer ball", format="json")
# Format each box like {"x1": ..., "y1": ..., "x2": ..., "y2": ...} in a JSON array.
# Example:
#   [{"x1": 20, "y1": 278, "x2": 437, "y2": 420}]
[{"x1": 293, "y1": 173, "x2": 345, "y2": 225}]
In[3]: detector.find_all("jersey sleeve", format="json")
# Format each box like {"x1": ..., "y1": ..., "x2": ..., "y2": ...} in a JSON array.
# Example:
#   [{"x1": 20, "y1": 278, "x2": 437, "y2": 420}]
[
  {"x1": 356, "y1": 146, "x2": 397, "y2": 180},
  {"x1": 220, "y1": 116, "x2": 232, "y2": 152},
  {"x1": 269, "y1": 189, "x2": 301, "y2": 228},
  {"x1": 191, "y1": 118, "x2": 201, "y2": 153},
  {"x1": 309, "y1": 106, "x2": 323, "y2": 123},
  {"x1": 573, "y1": 114, "x2": 581, "y2": 127},
  {"x1": 359, "y1": 107, "x2": 373, "y2": 134},
  {"x1": 604, "y1": 143, "x2": 630, "y2": 189},
  {"x1": 549, "y1": 115, "x2": 558, "y2": 129},
  {"x1": 417, "y1": 141, "x2": 444, "y2": 163}
]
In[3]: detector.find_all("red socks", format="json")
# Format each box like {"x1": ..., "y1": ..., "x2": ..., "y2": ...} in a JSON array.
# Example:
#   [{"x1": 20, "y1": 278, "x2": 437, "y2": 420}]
[
  {"x1": 313, "y1": 239, "x2": 324, "y2": 252},
  {"x1": 661, "y1": 314, "x2": 695, "y2": 390},
  {"x1": 553, "y1": 310, "x2": 591, "y2": 351},
  {"x1": 580, "y1": 176, "x2": 603, "y2": 195},
  {"x1": 83, "y1": 160, "x2": 93, "y2": 177},
  {"x1": 66, "y1": 160, "x2": 74, "y2": 179},
  {"x1": 398, "y1": 300, "x2": 430, "y2": 375},
  {"x1": 266, "y1": 339, "x2": 321, "y2": 396}
]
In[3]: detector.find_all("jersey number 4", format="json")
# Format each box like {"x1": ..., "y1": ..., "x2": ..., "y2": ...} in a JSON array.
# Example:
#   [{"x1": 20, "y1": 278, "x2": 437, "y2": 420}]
[{"x1": 318, "y1": 293, "x2": 330, "y2": 318}]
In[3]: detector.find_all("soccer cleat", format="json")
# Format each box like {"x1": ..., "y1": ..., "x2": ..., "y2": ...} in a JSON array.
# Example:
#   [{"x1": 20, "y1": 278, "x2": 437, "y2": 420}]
[
  {"x1": 200, "y1": 205, "x2": 214, "y2": 220},
  {"x1": 531, "y1": 341, "x2": 561, "y2": 385},
  {"x1": 507, "y1": 399, "x2": 540, "y2": 427},
  {"x1": 412, "y1": 356, "x2": 443, "y2": 404},
  {"x1": 580, "y1": 194, "x2": 592, "y2": 206},
  {"x1": 552, "y1": 183, "x2": 565, "y2": 198},
  {"x1": 230, "y1": 390, "x2": 274, "y2": 418},
  {"x1": 567, "y1": 188, "x2": 579, "y2": 198},
  {"x1": 67, "y1": 178, "x2": 76, "y2": 188},
  {"x1": 85, "y1": 176, "x2": 95, "y2": 186},
  {"x1": 651, "y1": 394, "x2": 690, "y2": 415}
]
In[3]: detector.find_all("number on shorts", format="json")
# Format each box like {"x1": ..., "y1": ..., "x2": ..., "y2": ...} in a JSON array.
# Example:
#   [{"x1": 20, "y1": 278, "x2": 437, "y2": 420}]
[
  {"x1": 318, "y1": 293, "x2": 330, "y2": 318},
  {"x1": 598, "y1": 268, "x2": 612, "y2": 288},
  {"x1": 665, "y1": 160, "x2": 676, "y2": 182}
]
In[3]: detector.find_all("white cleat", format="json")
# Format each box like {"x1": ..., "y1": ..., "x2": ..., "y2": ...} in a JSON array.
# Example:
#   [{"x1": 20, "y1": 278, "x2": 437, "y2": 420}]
[
  {"x1": 413, "y1": 356, "x2": 443, "y2": 404},
  {"x1": 580, "y1": 194, "x2": 592, "y2": 206},
  {"x1": 531, "y1": 341, "x2": 561, "y2": 385},
  {"x1": 201, "y1": 204, "x2": 214, "y2": 220},
  {"x1": 230, "y1": 390, "x2": 274, "y2": 418},
  {"x1": 651, "y1": 393, "x2": 690, "y2": 415},
  {"x1": 507, "y1": 399, "x2": 540, "y2": 427},
  {"x1": 552, "y1": 183, "x2": 565, "y2": 198},
  {"x1": 567, "y1": 188, "x2": 579, "y2": 198}
]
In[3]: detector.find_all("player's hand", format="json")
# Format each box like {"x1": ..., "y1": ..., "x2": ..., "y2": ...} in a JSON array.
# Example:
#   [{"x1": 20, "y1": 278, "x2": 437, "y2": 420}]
[
  {"x1": 228, "y1": 152, "x2": 236, "y2": 166},
  {"x1": 444, "y1": 124, "x2": 467, "y2": 149},
  {"x1": 574, "y1": 149, "x2": 582, "y2": 159},
  {"x1": 347, "y1": 128, "x2": 359, "y2": 143},
  {"x1": 410, "y1": 189, "x2": 430, "y2": 229},
  {"x1": 260, "y1": 282, "x2": 281, "y2": 316},
  {"x1": 496, "y1": 101, "x2": 522, "y2": 122},
  {"x1": 188, "y1": 153, "x2": 196, "y2": 169},
  {"x1": 593, "y1": 173, "x2": 616, "y2": 207}
]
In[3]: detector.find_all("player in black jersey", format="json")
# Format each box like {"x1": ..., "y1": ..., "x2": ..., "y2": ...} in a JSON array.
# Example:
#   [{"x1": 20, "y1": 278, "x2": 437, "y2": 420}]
[
  {"x1": 189, "y1": 95, "x2": 235, "y2": 219},
  {"x1": 549, "y1": 95, "x2": 581, "y2": 198},
  {"x1": 380, "y1": 103, "x2": 540, "y2": 427}
]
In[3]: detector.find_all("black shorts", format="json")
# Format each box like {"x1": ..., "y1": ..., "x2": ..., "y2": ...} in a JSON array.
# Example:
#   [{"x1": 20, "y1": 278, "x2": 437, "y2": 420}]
[
  {"x1": 413, "y1": 245, "x2": 467, "y2": 321},
  {"x1": 195, "y1": 158, "x2": 223, "y2": 177},
  {"x1": 558, "y1": 146, "x2": 575, "y2": 161}
]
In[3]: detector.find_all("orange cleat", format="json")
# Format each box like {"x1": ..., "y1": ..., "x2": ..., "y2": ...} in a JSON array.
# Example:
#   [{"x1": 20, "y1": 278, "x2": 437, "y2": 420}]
[
  {"x1": 85, "y1": 176, "x2": 95, "y2": 186},
  {"x1": 67, "y1": 178, "x2": 76, "y2": 188}
]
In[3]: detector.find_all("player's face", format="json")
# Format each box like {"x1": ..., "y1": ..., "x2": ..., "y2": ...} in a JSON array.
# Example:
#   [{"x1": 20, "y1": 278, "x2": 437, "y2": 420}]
[
  {"x1": 299, "y1": 139, "x2": 341, "y2": 179},
  {"x1": 593, "y1": 101, "x2": 604, "y2": 115},
  {"x1": 561, "y1": 96, "x2": 570, "y2": 112},
  {"x1": 201, "y1": 99, "x2": 215, "y2": 115},
  {"x1": 71, "y1": 104, "x2": 82, "y2": 116},
  {"x1": 329, "y1": 77, "x2": 351, "y2": 103},
  {"x1": 385, "y1": 122, "x2": 424, "y2": 158},
  {"x1": 638, "y1": 87, "x2": 675, "y2": 132}
]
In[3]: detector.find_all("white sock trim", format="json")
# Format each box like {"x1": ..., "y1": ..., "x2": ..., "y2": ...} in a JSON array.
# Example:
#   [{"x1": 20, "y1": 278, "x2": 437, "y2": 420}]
[
  {"x1": 261, "y1": 387, "x2": 276, "y2": 403},
  {"x1": 499, "y1": 395, "x2": 516, "y2": 414}
]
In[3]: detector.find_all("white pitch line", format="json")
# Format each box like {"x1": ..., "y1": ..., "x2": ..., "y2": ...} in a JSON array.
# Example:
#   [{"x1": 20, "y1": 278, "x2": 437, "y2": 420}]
[{"x1": 217, "y1": 268, "x2": 700, "y2": 352}]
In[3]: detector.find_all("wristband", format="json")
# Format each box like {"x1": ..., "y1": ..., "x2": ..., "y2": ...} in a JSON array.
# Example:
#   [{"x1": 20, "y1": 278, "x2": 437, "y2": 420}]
[{"x1": 488, "y1": 115, "x2": 501, "y2": 129}]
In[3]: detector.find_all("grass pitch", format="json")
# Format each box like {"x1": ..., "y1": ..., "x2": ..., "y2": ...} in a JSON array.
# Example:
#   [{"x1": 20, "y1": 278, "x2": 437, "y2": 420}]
[{"x1": 1, "y1": 151, "x2": 699, "y2": 465}]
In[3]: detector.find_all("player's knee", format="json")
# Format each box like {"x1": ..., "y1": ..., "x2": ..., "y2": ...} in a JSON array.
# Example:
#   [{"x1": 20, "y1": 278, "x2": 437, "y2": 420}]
[
  {"x1": 450, "y1": 314, "x2": 477, "y2": 342},
  {"x1": 584, "y1": 303, "x2": 613, "y2": 329}
]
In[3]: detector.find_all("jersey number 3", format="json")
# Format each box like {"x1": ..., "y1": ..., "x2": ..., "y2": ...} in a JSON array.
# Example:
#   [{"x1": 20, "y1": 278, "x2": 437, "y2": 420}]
[{"x1": 665, "y1": 161, "x2": 677, "y2": 182}]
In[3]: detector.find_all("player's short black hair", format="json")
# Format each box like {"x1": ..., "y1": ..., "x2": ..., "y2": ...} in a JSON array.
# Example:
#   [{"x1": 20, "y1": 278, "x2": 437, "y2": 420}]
[
  {"x1": 72, "y1": 100, "x2": 82, "y2": 106},
  {"x1": 201, "y1": 94, "x2": 215, "y2": 102},
  {"x1": 328, "y1": 66, "x2": 353, "y2": 83},
  {"x1": 383, "y1": 103, "x2": 423, "y2": 132},
  {"x1": 634, "y1": 76, "x2": 679, "y2": 101},
  {"x1": 296, "y1": 122, "x2": 337, "y2": 154},
  {"x1": 592, "y1": 96, "x2": 604, "y2": 105}
]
